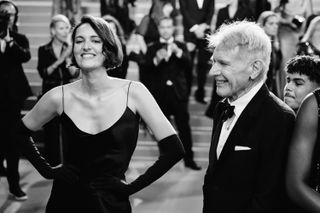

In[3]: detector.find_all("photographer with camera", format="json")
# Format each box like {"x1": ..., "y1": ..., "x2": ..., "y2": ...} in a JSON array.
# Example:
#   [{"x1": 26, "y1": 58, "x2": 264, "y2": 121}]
[
  {"x1": 275, "y1": 0, "x2": 311, "y2": 99},
  {"x1": 0, "y1": 0, "x2": 32, "y2": 201}
]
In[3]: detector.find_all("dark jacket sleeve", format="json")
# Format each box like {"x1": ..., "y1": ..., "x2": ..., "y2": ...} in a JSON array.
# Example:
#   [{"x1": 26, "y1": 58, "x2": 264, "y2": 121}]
[
  {"x1": 7, "y1": 33, "x2": 31, "y2": 63},
  {"x1": 37, "y1": 45, "x2": 48, "y2": 79}
]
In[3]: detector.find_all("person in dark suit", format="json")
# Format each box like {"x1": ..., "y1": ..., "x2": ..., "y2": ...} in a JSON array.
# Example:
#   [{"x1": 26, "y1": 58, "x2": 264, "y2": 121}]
[
  {"x1": 145, "y1": 17, "x2": 200, "y2": 170},
  {"x1": 179, "y1": 0, "x2": 215, "y2": 104},
  {"x1": 0, "y1": 0, "x2": 32, "y2": 201},
  {"x1": 202, "y1": 21, "x2": 296, "y2": 212}
]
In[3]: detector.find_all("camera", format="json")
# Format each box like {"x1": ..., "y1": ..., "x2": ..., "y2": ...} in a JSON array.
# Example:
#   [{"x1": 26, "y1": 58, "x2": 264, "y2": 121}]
[
  {"x1": 0, "y1": 11, "x2": 10, "y2": 39},
  {"x1": 291, "y1": 15, "x2": 305, "y2": 30}
]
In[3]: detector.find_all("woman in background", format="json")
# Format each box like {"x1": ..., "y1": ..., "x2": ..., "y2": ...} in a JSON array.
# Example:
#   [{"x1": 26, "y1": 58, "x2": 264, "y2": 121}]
[
  {"x1": 15, "y1": 15, "x2": 184, "y2": 213},
  {"x1": 257, "y1": 11, "x2": 282, "y2": 97},
  {"x1": 37, "y1": 14, "x2": 79, "y2": 166}
]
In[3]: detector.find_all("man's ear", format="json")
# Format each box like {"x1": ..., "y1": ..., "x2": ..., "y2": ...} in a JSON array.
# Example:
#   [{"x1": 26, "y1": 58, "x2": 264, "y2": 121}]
[{"x1": 249, "y1": 60, "x2": 263, "y2": 80}]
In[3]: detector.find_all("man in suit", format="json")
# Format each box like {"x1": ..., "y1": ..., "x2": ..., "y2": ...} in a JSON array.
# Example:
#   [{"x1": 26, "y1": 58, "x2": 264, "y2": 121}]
[
  {"x1": 145, "y1": 17, "x2": 200, "y2": 170},
  {"x1": 0, "y1": 0, "x2": 32, "y2": 201},
  {"x1": 179, "y1": 0, "x2": 215, "y2": 104},
  {"x1": 202, "y1": 21, "x2": 295, "y2": 212}
]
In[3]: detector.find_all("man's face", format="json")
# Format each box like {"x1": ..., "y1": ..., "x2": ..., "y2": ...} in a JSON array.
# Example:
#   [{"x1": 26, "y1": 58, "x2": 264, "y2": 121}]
[
  {"x1": 210, "y1": 46, "x2": 254, "y2": 102},
  {"x1": 284, "y1": 73, "x2": 319, "y2": 111},
  {"x1": 158, "y1": 18, "x2": 174, "y2": 40}
]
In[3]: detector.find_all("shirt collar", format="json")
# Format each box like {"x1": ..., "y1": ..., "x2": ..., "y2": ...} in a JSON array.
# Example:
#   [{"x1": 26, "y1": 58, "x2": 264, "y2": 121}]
[
  {"x1": 160, "y1": 37, "x2": 174, "y2": 44},
  {"x1": 227, "y1": 81, "x2": 264, "y2": 117}
]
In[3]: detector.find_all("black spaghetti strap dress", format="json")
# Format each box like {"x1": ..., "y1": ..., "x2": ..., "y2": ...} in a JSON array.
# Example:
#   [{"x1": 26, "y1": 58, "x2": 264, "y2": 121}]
[{"x1": 46, "y1": 82, "x2": 140, "y2": 213}]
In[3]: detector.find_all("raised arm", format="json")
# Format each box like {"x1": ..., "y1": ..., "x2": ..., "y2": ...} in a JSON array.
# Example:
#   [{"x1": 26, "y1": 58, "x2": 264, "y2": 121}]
[
  {"x1": 14, "y1": 86, "x2": 78, "y2": 182},
  {"x1": 125, "y1": 81, "x2": 185, "y2": 194}
]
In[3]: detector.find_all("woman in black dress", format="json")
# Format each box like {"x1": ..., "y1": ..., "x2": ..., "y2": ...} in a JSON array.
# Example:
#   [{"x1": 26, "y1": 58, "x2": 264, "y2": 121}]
[
  {"x1": 287, "y1": 89, "x2": 320, "y2": 212},
  {"x1": 15, "y1": 15, "x2": 184, "y2": 213}
]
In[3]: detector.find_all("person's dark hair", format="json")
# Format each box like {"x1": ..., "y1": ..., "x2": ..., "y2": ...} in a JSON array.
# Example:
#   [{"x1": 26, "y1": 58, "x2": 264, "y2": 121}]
[
  {"x1": 157, "y1": 16, "x2": 174, "y2": 26},
  {"x1": 285, "y1": 55, "x2": 320, "y2": 84},
  {"x1": 71, "y1": 15, "x2": 123, "y2": 70},
  {"x1": 0, "y1": 0, "x2": 18, "y2": 32}
]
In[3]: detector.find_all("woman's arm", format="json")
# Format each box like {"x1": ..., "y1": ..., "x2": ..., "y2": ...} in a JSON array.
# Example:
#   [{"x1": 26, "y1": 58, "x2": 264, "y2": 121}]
[
  {"x1": 123, "y1": 81, "x2": 185, "y2": 195},
  {"x1": 14, "y1": 87, "x2": 79, "y2": 182},
  {"x1": 23, "y1": 86, "x2": 62, "y2": 130},
  {"x1": 130, "y1": 81, "x2": 176, "y2": 140},
  {"x1": 286, "y1": 93, "x2": 320, "y2": 212}
]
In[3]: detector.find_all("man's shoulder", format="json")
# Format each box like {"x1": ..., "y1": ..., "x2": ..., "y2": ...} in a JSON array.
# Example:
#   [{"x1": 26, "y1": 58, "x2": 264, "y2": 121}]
[
  {"x1": 11, "y1": 31, "x2": 27, "y2": 40},
  {"x1": 264, "y1": 91, "x2": 295, "y2": 118}
]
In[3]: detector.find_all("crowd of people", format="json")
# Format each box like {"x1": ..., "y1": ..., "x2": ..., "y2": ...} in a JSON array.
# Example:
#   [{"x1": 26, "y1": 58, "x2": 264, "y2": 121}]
[{"x1": 1, "y1": 0, "x2": 320, "y2": 212}]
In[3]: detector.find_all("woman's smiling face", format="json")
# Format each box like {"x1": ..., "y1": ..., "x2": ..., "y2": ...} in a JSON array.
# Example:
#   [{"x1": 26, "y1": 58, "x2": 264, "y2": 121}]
[{"x1": 73, "y1": 23, "x2": 105, "y2": 71}]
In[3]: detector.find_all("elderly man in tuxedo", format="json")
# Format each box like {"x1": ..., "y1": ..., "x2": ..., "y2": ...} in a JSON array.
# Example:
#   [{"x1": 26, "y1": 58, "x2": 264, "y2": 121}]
[{"x1": 202, "y1": 21, "x2": 295, "y2": 213}]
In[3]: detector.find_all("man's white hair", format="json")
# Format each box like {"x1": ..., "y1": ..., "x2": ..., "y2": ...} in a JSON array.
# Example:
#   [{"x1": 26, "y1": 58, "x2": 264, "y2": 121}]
[{"x1": 208, "y1": 21, "x2": 272, "y2": 80}]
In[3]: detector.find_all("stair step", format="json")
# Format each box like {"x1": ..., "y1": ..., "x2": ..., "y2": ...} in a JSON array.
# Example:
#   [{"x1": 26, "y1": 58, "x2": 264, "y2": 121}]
[{"x1": 19, "y1": 13, "x2": 52, "y2": 24}]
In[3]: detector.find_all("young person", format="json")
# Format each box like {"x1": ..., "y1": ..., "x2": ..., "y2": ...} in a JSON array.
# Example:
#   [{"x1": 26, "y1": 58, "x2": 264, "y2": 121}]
[{"x1": 284, "y1": 55, "x2": 320, "y2": 112}]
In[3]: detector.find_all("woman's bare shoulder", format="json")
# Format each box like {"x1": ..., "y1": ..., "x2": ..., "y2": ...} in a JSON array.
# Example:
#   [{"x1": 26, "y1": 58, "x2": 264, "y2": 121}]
[{"x1": 127, "y1": 80, "x2": 150, "y2": 97}]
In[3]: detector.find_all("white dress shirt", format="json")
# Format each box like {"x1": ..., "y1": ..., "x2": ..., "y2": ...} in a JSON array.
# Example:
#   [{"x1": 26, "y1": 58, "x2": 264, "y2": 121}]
[
  {"x1": 196, "y1": 0, "x2": 204, "y2": 9},
  {"x1": 216, "y1": 81, "x2": 264, "y2": 158},
  {"x1": 0, "y1": 39, "x2": 6, "y2": 53}
]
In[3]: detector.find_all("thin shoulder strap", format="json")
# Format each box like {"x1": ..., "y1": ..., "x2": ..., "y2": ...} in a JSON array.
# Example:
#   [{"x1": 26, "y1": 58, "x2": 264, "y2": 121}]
[
  {"x1": 126, "y1": 81, "x2": 132, "y2": 106},
  {"x1": 314, "y1": 89, "x2": 320, "y2": 117},
  {"x1": 61, "y1": 85, "x2": 65, "y2": 112}
]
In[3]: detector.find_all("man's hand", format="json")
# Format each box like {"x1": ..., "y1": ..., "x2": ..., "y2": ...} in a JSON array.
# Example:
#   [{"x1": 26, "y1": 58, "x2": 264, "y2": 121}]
[
  {"x1": 170, "y1": 43, "x2": 183, "y2": 58},
  {"x1": 155, "y1": 48, "x2": 168, "y2": 63},
  {"x1": 194, "y1": 23, "x2": 209, "y2": 39}
]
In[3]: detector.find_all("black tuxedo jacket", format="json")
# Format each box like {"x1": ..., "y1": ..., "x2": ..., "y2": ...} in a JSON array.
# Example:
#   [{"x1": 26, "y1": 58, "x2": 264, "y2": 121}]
[
  {"x1": 179, "y1": 0, "x2": 215, "y2": 42},
  {"x1": 0, "y1": 31, "x2": 32, "y2": 105},
  {"x1": 145, "y1": 40, "x2": 192, "y2": 102},
  {"x1": 203, "y1": 84, "x2": 295, "y2": 213}
]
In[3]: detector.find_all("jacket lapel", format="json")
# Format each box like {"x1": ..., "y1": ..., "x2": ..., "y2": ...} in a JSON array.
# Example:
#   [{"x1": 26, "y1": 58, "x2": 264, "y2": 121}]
[{"x1": 216, "y1": 84, "x2": 270, "y2": 164}]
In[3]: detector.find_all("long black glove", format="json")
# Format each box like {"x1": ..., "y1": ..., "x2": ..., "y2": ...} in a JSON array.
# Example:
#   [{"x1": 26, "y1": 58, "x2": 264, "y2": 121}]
[
  {"x1": 14, "y1": 120, "x2": 79, "y2": 184},
  {"x1": 126, "y1": 134, "x2": 185, "y2": 195}
]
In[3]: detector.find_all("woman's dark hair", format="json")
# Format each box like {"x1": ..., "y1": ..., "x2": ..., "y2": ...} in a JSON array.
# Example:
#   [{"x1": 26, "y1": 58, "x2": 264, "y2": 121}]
[
  {"x1": 0, "y1": 0, "x2": 19, "y2": 32},
  {"x1": 102, "y1": 14, "x2": 126, "y2": 45},
  {"x1": 71, "y1": 15, "x2": 123, "y2": 70}
]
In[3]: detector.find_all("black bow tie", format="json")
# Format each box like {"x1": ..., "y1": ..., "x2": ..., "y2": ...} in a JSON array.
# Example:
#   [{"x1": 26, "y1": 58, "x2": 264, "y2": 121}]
[{"x1": 218, "y1": 101, "x2": 235, "y2": 122}]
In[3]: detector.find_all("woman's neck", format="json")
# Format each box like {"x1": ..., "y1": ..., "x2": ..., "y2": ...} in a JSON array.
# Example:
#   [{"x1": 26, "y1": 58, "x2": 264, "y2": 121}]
[
  {"x1": 228, "y1": 0, "x2": 238, "y2": 18},
  {"x1": 52, "y1": 37, "x2": 64, "y2": 47},
  {"x1": 229, "y1": 0, "x2": 238, "y2": 9},
  {"x1": 80, "y1": 68, "x2": 113, "y2": 96}
]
